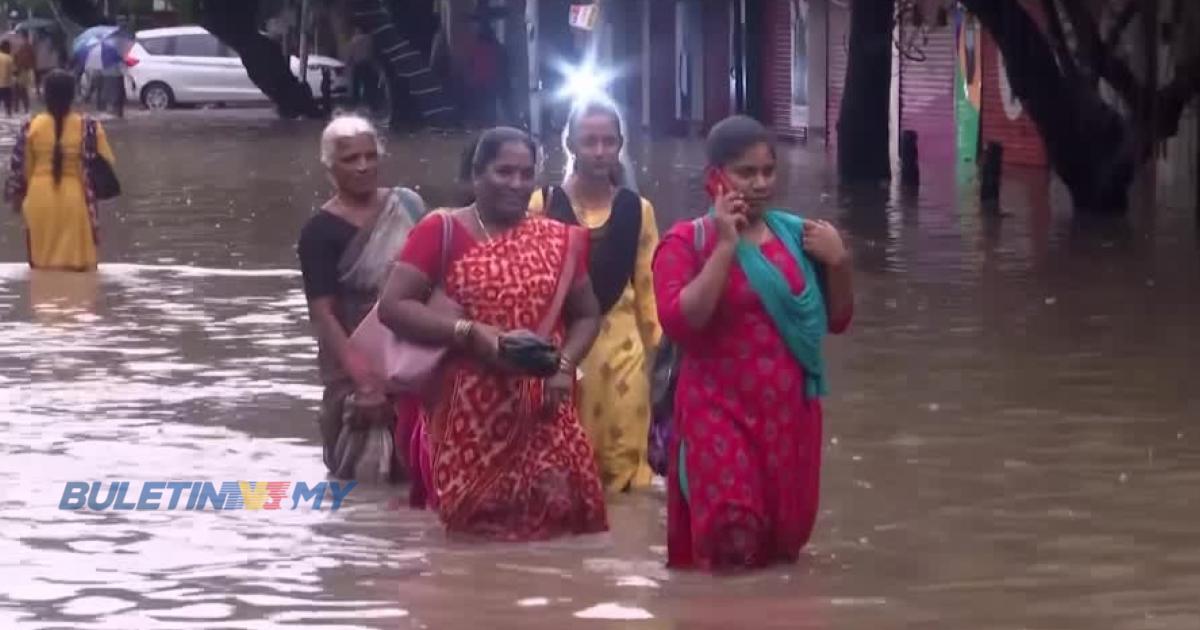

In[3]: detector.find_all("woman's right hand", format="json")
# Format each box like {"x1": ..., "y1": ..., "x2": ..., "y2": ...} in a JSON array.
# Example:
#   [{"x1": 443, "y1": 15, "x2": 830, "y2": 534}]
[
  {"x1": 342, "y1": 350, "x2": 382, "y2": 394},
  {"x1": 713, "y1": 188, "x2": 748, "y2": 245}
]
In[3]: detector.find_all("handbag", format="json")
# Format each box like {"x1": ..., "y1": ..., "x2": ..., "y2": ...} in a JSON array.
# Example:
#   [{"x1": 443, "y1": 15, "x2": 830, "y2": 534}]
[
  {"x1": 647, "y1": 218, "x2": 707, "y2": 476},
  {"x1": 498, "y1": 331, "x2": 560, "y2": 377},
  {"x1": 83, "y1": 117, "x2": 120, "y2": 201},
  {"x1": 494, "y1": 227, "x2": 583, "y2": 377},
  {"x1": 348, "y1": 211, "x2": 461, "y2": 394}
]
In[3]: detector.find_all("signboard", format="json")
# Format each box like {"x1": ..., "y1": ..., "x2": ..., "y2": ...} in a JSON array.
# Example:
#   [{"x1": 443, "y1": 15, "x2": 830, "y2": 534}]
[{"x1": 569, "y1": 4, "x2": 599, "y2": 31}]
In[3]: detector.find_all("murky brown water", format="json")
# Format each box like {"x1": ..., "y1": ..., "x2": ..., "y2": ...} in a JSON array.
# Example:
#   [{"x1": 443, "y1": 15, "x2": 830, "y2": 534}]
[{"x1": 1, "y1": 109, "x2": 1199, "y2": 629}]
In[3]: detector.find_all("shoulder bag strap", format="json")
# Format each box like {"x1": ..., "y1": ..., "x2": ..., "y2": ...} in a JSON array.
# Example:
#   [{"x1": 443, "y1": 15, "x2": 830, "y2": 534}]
[
  {"x1": 692, "y1": 217, "x2": 707, "y2": 253},
  {"x1": 545, "y1": 185, "x2": 579, "y2": 226},
  {"x1": 83, "y1": 116, "x2": 97, "y2": 158},
  {"x1": 535, "y1": 226, "x2": 583, "y2": 336}
]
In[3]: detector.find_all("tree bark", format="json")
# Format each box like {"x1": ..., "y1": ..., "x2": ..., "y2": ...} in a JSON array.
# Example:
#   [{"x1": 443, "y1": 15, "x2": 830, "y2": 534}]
[
  {"x1": 961, "y1": 0, "x2": 1133, "y2": 213},
  {"x1": 199, "y1": 0, "x2": 323, "y2": 119},
  {"x1": 837, "y1": 0, "x2": 894, "y2": 182}
]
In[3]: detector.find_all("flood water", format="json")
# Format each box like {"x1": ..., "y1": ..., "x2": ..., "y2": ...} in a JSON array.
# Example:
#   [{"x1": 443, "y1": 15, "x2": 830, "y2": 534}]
[{"x1": 1, "y1": 109, "x2": 1198, "y2": 629}]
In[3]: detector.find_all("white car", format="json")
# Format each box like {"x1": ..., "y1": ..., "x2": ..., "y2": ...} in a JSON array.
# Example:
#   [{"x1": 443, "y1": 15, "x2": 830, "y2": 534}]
[{"x1": 125, "y1": 25, "x2": 348, "y2": 110}]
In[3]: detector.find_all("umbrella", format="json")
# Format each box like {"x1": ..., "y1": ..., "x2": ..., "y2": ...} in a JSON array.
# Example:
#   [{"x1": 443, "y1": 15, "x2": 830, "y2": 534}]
[
  {"x1": 71, "y1": 27, "x2": 131, "y2": 71},
  {"x1": 72, "y1": 25, "x2": 120, "y2": 52}
]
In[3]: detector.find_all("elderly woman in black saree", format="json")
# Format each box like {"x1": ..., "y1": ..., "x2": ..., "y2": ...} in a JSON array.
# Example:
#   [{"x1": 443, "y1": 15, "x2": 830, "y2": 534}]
[{"x1": 297, "y1": 115, "x2": 426, "y2": 482}]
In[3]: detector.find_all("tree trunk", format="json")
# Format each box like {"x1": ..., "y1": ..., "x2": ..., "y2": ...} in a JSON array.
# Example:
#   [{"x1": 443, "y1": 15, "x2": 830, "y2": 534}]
[
  {"x1": 836, "y1": 0, "x2": 894, "y2": 182},
  {"x1": 198, "y1": 0, "x2": 323, "y2": 119},
  {"x1": 961, "y1": 0, "x2": 1133, "y2": 213}
]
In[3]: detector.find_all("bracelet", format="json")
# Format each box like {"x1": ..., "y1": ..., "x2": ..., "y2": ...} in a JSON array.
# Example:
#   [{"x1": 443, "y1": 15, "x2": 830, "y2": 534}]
[
  {"x1": 558, "y1": 354, "x2": 576, "y2": 375},
  {"x1": 453, "y1": 319, "x2": 474, "y2": 347}
]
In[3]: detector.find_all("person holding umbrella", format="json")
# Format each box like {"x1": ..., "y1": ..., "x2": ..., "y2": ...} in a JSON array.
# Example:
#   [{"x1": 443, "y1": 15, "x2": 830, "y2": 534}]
[{"x1": 72, "y1": 26, "x2": 131, "y2": 118}]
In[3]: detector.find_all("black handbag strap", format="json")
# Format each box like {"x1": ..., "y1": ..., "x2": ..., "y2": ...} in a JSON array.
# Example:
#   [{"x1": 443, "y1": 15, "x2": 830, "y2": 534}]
[{"x1": 83, "y1": 116, "x2": 98, "y2": 159}]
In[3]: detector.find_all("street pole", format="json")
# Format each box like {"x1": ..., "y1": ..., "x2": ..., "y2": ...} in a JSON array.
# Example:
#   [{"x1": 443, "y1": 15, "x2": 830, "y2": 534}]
[
  {"x1": 298, "y1": 0, "x2": 311, "y2": 87},
  {"x1": 505, "y1": 0, "x2": 531, "y2": 129}
]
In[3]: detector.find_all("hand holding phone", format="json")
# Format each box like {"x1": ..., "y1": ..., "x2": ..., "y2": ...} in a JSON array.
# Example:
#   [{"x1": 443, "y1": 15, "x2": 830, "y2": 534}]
[
  {"x1": 706, "y1": 168, "x2": 748, "y2": 243},
  {"x1": 704, "y1": 167, "x2": 734, "y2": 202}
]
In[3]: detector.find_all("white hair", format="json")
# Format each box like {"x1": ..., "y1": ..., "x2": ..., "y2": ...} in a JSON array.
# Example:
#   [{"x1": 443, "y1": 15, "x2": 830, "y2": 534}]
[{"x1": 319, "y1": 114, "x2": 384, "y2": 166}]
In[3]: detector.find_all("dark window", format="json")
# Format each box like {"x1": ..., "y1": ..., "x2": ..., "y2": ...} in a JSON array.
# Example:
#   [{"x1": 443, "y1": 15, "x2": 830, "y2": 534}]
[
  {"x1": 173, "y1": 33, "x2": 221, "y2": 58},
  {"x1": 138, "y1": 36, "x2": 171, "y2": 56}
]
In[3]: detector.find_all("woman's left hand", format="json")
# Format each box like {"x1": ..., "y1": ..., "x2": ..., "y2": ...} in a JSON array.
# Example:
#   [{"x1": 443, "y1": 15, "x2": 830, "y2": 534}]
[
  {"x1": 543, "y1": 371, "x2": 574, "y2": 415},
  {"x1": 802, "y1": 219, "x2": 849, "y2": 267}
]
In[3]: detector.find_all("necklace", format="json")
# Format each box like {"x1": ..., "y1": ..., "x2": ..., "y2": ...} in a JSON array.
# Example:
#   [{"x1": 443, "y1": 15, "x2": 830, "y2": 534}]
[{"x1": 472, "y1": 205, "x2": 493, "y2": 243}]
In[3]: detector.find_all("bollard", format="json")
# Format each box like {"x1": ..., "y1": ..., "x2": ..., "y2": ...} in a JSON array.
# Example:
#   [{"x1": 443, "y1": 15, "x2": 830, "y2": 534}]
[
  {"x1": 980, "y1": 141, "x2": 1003, "y2": 211},
  {"x1": 900, "y1": 129, "x2": 920, "y2": 187}
]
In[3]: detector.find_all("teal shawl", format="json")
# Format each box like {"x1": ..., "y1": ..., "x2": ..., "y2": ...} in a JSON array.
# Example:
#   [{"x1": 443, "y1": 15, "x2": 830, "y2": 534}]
[
  {"x1": 733, "y1": 210, "x2": 829, "y2": 398},
  {"x1": 680, "y1": 210, "x2": 830, "y2": 504}
]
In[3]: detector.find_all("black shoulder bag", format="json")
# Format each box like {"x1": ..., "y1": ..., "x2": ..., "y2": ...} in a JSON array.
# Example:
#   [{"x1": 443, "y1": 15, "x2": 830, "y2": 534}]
[{"x1": 83, "y1": 117, "x2": 120, "y2": 201}]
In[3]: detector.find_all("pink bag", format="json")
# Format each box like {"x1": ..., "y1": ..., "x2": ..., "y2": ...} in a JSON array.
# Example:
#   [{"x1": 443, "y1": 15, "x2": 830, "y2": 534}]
[{"x1": 349, "y1": 212, "x2": 461, "y2": 394}]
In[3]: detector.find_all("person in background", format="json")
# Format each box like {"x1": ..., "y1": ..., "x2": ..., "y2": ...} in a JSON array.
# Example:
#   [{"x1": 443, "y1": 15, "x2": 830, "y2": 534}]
[
  {"x1": 379, "y1": 127, "x2": 607, "y2": 541},
  {"x1": 320, "y1": 67, "x2": 333, "y2": 116},
  {"x1": 34, "y1": 31, "x2": 60, "y2": 97},
  {"x1": 346, "y1": 27, "x2": 374, "y2": 108},
  {"x1": 296, "y1": 115, "x2": 427, "y2": 482},
  {"x1": 652, "y1": 115, "x2": 855, "y2": 572},
  {"x1": 530, "y1": 98, "x2": 661, "y2": 493},
  {"x1": 0, "y1": 42, "x2": 15, "y2": 117},
  {"x1": 5, "y1": 71, "x2": 115, "y2": 271},
  {"x1": 13, "y1": 31, "x2": 34, "y2": 113},
  {"x1": 464, "y1": 21, "x2": 506, "y2": 126},
  {"x1": 99, "y1": 56, "x2": 127, "y2": 119}
]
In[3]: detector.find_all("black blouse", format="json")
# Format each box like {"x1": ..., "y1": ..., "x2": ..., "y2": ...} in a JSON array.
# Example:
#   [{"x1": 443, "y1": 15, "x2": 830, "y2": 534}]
[{"x1": 297, "y1": 211, "x2": 358, "y2": 300}]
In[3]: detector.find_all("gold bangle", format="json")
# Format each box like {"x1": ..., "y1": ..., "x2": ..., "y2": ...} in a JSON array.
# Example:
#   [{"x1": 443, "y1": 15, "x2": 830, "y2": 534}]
[{"x1": 558, "y1": 354, "x2": 575, "y2": 374}]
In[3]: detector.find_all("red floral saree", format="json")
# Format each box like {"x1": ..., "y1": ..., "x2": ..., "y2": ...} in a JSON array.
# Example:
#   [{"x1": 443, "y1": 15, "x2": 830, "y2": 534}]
[{"x1": 402, "y1": 215, "x2": 608, "y2": 540}]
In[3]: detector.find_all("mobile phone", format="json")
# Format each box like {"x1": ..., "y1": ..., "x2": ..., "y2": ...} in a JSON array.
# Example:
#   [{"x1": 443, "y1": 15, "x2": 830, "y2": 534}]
[{"x1": 703, "y1": 167, "x2": 735, "y2": 202}]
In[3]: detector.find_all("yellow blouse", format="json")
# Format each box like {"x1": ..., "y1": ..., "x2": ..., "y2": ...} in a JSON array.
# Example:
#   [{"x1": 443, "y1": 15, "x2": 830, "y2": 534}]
[{"x1": 529, "y1": 188, "x2": 661, "y2": 351}]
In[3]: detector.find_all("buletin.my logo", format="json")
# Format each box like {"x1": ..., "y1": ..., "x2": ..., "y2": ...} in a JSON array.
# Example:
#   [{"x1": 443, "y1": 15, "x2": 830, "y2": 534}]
[{"x1": 59, "y1": 481, "x2": 357, "y2": 511}]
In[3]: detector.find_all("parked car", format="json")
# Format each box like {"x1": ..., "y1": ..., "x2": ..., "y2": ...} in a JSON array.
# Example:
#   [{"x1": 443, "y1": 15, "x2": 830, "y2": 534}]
[{"x1": 124, "y1": 25, "x2": 348, "y2": 110}]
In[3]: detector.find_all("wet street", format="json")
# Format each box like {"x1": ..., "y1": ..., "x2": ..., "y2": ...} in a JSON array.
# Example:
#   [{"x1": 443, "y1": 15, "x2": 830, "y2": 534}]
[{"x1": 1, "y1": 109, "x2": 1199, "y2": 629}]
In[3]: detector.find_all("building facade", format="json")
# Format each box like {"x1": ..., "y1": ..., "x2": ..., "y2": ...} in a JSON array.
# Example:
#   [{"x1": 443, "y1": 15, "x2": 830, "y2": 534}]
[{"x1": 515, "y1": 0, "x2": 1050, "y2": 172}]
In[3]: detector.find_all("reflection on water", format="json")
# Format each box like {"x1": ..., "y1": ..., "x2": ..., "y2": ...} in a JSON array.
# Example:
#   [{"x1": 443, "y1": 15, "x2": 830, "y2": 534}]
[
  {"x1": 28, "y1": 270, "x2": 100, "y2": 324},
  {"x1": 1, "y1": 109, "x2": 1199, "y2": 628}
]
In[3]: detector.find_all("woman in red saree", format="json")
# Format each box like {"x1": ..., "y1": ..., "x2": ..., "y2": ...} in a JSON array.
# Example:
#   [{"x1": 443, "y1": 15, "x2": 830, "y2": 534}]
[
  {"x1": 379, "y1": 127, "x2": 608, "y2": 541},
  {"x1": 652, "y1": 116, "x2": 855, "y2": 571}
]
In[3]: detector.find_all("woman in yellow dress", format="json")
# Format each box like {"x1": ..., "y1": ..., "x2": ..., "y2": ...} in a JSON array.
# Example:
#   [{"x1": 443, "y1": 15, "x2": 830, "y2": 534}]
[
  {"x1": 6, "y1": 70, "x2": 115, "y2": 271},
  {"x1": 530, "y1": 98, "x2": 662, "y2": 492}
]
